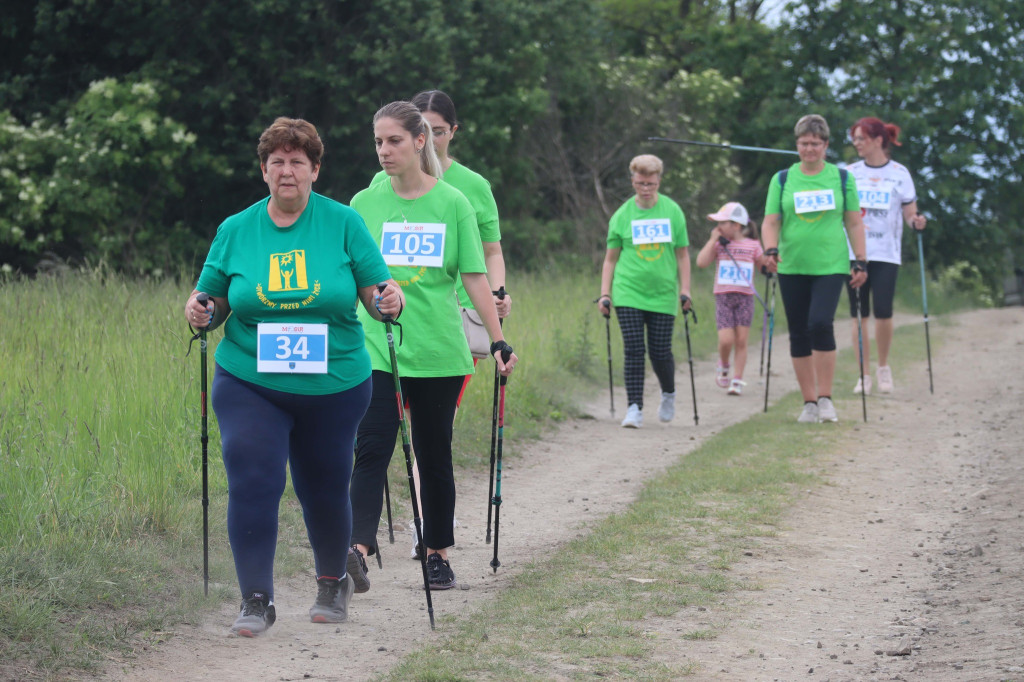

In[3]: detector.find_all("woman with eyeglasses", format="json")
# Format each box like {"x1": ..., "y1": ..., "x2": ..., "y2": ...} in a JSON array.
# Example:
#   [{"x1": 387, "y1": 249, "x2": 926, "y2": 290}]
[
  {"x1": 761, "y1": 114, "x2": 868, "y2": 424},
  {"x1": 597, "y1": 154, "x2": 692, "y2": 429},
  {"x1": 845, "y1": 117, "x2": 926, "y2": 396}
]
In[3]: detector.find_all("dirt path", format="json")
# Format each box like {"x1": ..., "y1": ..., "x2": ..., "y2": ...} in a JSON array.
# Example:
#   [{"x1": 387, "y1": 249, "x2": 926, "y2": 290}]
[{"x1": 105, "y1": 308, "x2": 1024, "y2": 681}]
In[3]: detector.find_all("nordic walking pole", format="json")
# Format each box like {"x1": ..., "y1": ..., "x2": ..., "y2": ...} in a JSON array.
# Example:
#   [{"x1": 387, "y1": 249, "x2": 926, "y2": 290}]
[
  {"x1": 854, "y1": 286, "x2": 868, "y2": 423},
  {"x1": 486, "y1": 286, "x2": 507, "y2": 544},
  {"x1": 597, "y1": 296, "x2": 615, "y2": 417},
  {"x1": 759, "y1": 271, "x2": 769, "y2": 377},
  {"x1": 680, "y1": 295, "x2": 699, "y2": 426},
  {"x1": 376, "y1": 284, "x2": 434, "y2": 629},
  {"x1": 194, "y1": 292, "x2": 211, "y2": 597},
  {"x1": 383, "y1": 479, "x2": 395, "y2": 544},
  {"x1": 491, "y1": 340, "x2": 513, "y2": 573},
  {"x1": 647, "y1": 137, "x2": 799, "y2": 156},
  {"x1": 916, "y1": 229, "x2": 934, "y2": 393},
  {"x1": 763, "y1": 273, "x2": 777, "y2": 413}
]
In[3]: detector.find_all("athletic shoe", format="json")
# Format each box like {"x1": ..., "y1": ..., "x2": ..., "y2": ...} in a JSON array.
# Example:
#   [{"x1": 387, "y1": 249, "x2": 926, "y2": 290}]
[
  {"x1": 797, "y1": 402, "x2": 820, "y2": 423},
  {"x1": 426, "y1": 552, "x2": 457, "y2": 590},
  {"x1": 621, "y1": 403, "x2": 643, "y2": 428},
  {"x1": 727, "y1": 378, "x2": 746, "y2": 396},
  {"x1": 716, "y1": 363, "x2": 730, "y2": 388},
  {"x1": 853, "y1": 374, "x2": 872, "y2": 395},
  {"x1": 876, "y1": 365, "x2": 894, "y2": 393},
  {"x1": 309, "y1": 574, "x2": 354, "y2": 623},
  {"x1": 231, "y1": 592, "x2": 276, "y2": 637},
  {"x1": 817, "y1": 396, "x2": 838, "y2": 423},
  {"x1": 658, "y1": 392, "x2": 676, "y2": 422},
  {"x1": 347, "y1": 546, "x2": 370, "y2": 593}
]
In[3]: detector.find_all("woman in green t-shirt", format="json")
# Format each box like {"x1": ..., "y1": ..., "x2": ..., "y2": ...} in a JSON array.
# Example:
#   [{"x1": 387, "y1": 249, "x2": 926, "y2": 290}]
[
  {"x1": 349, "y1": 101, "x2": 518, "y2": 593},
  {"x1": 597, "y1": 154, "x2": 692, "y2": 429},
  {"x1": 761, "y1": 114, "x2": 868, "y2": 424},
  {"x1": 183, "y1": 118, "x2": 404, "y2": 636}
]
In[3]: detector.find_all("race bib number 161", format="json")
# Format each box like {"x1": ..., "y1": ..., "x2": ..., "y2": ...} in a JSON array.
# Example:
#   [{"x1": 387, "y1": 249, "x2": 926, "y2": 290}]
[{"x1": 631, "y1": 219, "x2": 673, "y2": 245}]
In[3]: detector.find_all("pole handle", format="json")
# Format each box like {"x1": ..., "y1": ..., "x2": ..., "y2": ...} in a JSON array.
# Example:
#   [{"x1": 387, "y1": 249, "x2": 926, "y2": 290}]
[{"x1": 376, "y1": 283, "x2": 394, "y2": 324}]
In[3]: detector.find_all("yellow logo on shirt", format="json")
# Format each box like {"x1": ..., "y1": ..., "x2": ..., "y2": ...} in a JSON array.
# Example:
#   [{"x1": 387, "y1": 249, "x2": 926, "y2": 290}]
[
  {"x1": 636, "y1": 243, "x2": 665, "y2": 262},
  {"x1": 268, "y1": 250, "x2": 308, "y2": 292}
]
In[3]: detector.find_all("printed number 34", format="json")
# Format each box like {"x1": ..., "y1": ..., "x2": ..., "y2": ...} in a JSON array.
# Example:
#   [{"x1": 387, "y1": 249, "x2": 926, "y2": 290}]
[{"x1": 275, "y1": 335, "x2": 310, "y2": 360}]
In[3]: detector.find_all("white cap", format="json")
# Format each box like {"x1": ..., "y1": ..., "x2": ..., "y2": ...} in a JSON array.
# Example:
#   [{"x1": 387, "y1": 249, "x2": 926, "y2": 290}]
[{"x1": 707, "y1": 202, "x2": 750, "y2": 225}]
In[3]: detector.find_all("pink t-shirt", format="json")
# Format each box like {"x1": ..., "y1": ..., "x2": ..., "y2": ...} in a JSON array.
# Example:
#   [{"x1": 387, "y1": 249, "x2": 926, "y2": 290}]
[{"x1": 712, "y1": 237, "x2": 764, "y2": 295}]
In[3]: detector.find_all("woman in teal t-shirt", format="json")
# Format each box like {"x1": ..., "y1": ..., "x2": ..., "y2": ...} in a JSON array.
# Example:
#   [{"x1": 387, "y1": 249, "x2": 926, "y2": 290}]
[
  {"x1": 183, "y1": 118, "x2": 404, "y2": 636},
  {"x1": 349, "y1": 101, "x2": 518, "y2": 593},
  {"x1": 761, "y1": 114, "x2": 868, "y2": 424},
  {"x1": 597, "y1": 154, "x2": 692, "y2": 429}
]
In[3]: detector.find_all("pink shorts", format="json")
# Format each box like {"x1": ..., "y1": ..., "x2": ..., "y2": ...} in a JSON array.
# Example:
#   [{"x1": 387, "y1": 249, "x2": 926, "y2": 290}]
[{"x1": 715, "y1": 292, "x2": 755, "y2": 330}]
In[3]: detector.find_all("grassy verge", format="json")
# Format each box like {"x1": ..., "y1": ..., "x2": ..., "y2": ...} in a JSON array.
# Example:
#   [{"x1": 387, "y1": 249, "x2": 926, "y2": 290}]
[{"x1": 377, "y1": 323, "x2": 943, "y2": 680}]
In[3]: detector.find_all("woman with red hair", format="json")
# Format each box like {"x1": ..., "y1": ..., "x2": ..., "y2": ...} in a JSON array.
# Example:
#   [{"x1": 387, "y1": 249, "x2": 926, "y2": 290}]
[{"x1": 846, "y1": 117, "x2": 927, "y2": 395}]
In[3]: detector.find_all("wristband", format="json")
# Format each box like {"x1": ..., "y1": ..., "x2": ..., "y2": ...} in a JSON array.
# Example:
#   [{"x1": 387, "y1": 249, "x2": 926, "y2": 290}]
[
  {"x1": 851, "y1": 259, "x2": 867, "y2": 273},
  {"x1": 764, "y1": 247, "x2": 779, "y2": 257},
  {"x1": 490, "y1": 339, "x2": 514, "y2": 359}
]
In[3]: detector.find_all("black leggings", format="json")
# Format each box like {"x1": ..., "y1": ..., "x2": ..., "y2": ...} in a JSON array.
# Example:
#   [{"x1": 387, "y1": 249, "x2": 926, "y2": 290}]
[
  {"x1": 351, "y1": 371, "x2": 464, "y2": 554},
  {"x1": 847, "y1": 261, "x2": 899, "y2": 319},
  {"x1": 614, "y1": 306, "x2": 675, "y2": 408},
  {"x1": 777, "y1": 273, "x2": 846, "y2": 358}
]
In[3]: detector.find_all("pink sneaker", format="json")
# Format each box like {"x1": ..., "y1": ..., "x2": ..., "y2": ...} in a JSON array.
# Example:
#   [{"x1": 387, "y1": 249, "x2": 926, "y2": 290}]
[{"x1": 716, "y1": 363, "x2": 730, "y2": 388}]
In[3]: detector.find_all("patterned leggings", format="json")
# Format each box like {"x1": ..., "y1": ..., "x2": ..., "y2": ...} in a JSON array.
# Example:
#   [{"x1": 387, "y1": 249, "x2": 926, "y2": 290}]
[{"x1": 614, "y1": 306, "x2": 676, "y2": 409}]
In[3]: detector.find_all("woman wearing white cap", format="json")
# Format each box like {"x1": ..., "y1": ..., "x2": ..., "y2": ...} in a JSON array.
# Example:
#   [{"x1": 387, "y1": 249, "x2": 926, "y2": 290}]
[
  {"x1": 597, "y1": 154, "x2": 691, "y2": 428},
  {"x1": 696, "y1": 202, "x2": 764, "y2": 395}
]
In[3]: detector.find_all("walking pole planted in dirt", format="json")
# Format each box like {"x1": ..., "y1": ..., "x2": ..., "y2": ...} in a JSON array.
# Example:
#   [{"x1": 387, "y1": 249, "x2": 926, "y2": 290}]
[
  {"x1": 916, "y1": 229, "x2": 934, "y2": 393},
  {"x1": 376, "y1": 284, "x2": 434, "y2": 629},
  {"x1": 855, "y1": 287, "x2": 868, "y2": 423},
  {"x1": 680, "y1": 295, "x2": 699, "y2": 426},
  {"x1": 759, "y1": 271, "x2": 770, "y2": 378},
  {"x1": 490, "y1": 339, "x2": 513, "y2": 573},
  {"x1": 486, "y1": 286, "x2": 507, "y2": 544},
  {"x1": 647, "y1": 136, "x2": 800, "y2": 157},
  {"x1": 597, "y1": 296, "x2": 615, "y2": 417},
  {"x1": 193, "y1": 292, "x2": 212, "y2": 597},
  {"x1": 763, "y1": 273, "x2": 777, "y2": 413}
]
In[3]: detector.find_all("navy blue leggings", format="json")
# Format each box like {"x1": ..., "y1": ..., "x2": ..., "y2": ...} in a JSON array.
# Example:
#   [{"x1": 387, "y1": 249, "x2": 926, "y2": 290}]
[
  {"x1": 777, "y1": 273, "x2": 846, "y2": 357},
  {"x1": 212, "y1": 365, "x2": 371, "y2": 600}
]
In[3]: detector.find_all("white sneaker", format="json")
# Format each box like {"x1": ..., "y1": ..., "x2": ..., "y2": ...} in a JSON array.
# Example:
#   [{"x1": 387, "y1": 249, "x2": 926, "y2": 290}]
[
  {"x1": 621, "y1": 403, "x2": 643, "y2": 428},
  {"x1": 658, "y1": 392, "x2": 676, "y2": 422},
  {"x1": 876, "y1": 366, "x2": 894, "y2": 393},
  {"x1": 853, "y1": 374, "x2": 872, "y2": 395},
  {"x1": 727, "y1": 378, "x2": 745, "y2": 396},
  {"x1": 716, "y1": 363, "x2": 730, "y2": 388},
  {"x1": 797, "y1": 402, "x2": 820, "y2": 423},
  {"x1": 817, "y1": 396, "x2": 838, "y2": 422}
]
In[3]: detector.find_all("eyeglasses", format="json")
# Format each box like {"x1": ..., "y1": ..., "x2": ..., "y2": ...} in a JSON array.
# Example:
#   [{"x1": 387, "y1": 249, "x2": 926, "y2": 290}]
[
  {"x1": 633, "y1": 181, "x2": 658, "y2": 189},
  {"x1": 431, "y1": 128, "x2": 451, "y2": 138}
]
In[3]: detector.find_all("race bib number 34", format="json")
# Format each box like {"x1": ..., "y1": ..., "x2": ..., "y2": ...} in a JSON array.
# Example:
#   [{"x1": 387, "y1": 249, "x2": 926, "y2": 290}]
[
  {"x1": 381, "y1": 222, "x2": 446, "y2": 268},
  {"x1": 631, "y1": 219, "x2": 673, "y2": 245},
  {"x1": 257, "y1": 323, "x2": 329, "y2": 374},
  {"x1": 793, "y1": 189, "x2": 836, "y2": 214}
]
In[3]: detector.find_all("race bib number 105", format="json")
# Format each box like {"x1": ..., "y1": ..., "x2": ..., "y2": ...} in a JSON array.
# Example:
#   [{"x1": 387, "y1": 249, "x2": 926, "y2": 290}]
[
  {"x1": 793, "y1": 189, "x2": 836, "y2": 214},
  {"x1": 257, "y1": 323, "x2": 329, "y2": 374},
  {"x1": 631, "y1": 219, "x2": 673, "y2": 245},
  {"x1": 381, "y1": 222, "x2": 446, "y2": 268}
]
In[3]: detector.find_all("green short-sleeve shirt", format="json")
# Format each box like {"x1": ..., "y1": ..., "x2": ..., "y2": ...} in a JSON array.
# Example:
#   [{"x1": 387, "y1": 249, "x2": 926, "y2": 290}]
[
  {"x1": 764, "y1": 163, "x2": 861, "y2": 275},
  {"x1": 352, "y1": 179, "x2": 486, "y2": 377},
  {"x1": 373, "y1": 162, "x2": 500, "y2": 311},
  {"x1": 196, "y1": 193, "x2": 392, "y2": 395},
  {"x1": 607, "y1": 194, "x2": 690, "y2": 315}
]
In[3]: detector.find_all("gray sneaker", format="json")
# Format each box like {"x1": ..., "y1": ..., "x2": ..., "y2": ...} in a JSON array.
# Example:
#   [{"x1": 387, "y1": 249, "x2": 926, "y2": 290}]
[
  {"x1": 817, "y1": 396, "x2": 838, "y2": 422},
  {"x1": 621, "y1": 403, "x2": 643, "y2": 428},
  {"x1": 231, "y1": 592, "x2": 276, "y2": 637},
  {"x1": 658, "y1": 392, "x2": 676, "y2": 422},
  {"x1": 797, "y1": 402, "x2": 820, "y2": 423},
  {"x1": 309, "y1": 574, "x2": 354, "y2": 623},
  {"x1": 347, "y1": 546, "x2": 370, "y2": 593}
]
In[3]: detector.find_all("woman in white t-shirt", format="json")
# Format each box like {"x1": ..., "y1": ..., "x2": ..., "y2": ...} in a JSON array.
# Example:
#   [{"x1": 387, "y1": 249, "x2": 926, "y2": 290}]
[{"x1": 846, "y1": 117, "x2": 927, "y2": 395}]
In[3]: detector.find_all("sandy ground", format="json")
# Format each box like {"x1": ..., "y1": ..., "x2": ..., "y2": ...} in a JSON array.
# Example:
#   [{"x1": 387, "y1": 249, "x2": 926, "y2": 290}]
[{"x1": 103, "y1": 307, "x2": 1024, "y2": 681}]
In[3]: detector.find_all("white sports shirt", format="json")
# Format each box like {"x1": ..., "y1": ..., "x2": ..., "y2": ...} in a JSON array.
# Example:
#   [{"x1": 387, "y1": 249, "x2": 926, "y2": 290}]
[{"x1": 847, "y1": 159, "x2": 918, "y2": 264}]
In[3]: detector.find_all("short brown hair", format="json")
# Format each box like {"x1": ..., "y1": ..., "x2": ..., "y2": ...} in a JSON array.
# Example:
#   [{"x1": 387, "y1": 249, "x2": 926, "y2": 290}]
[
  {"x1": 794, "y1": 114, "x2": 830, "y2": 142},
  {"x1": 257, "y1": 117, "x2": 324, "y2": 166},
  {"x1": 629, "y1": 154, "x2": 663, "y2": 176}
]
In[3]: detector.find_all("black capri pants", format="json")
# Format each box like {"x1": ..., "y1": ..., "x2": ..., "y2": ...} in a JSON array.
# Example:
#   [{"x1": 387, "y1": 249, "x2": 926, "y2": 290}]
[
  {"x1": 847, "y1": 261, "x2": 899, "y2": 319},
  {"x1": 777, "y1": 273, "x2": 847, "y2": 358}
]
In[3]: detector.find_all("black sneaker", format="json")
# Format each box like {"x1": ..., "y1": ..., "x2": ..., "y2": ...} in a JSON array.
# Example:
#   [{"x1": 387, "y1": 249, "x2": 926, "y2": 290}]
[
  {"x1": 347, "y1": 546, "x2": 371, "y2": 593},
  {"x1": 426, "y1": 552, "x2": 457, "y2": 590},
  {"x1": 309, "y1": 574, "x2": 354, "y2": 623},
  {"x1": 231, "y1": 592, "x2": 276, "y2": 637}
]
